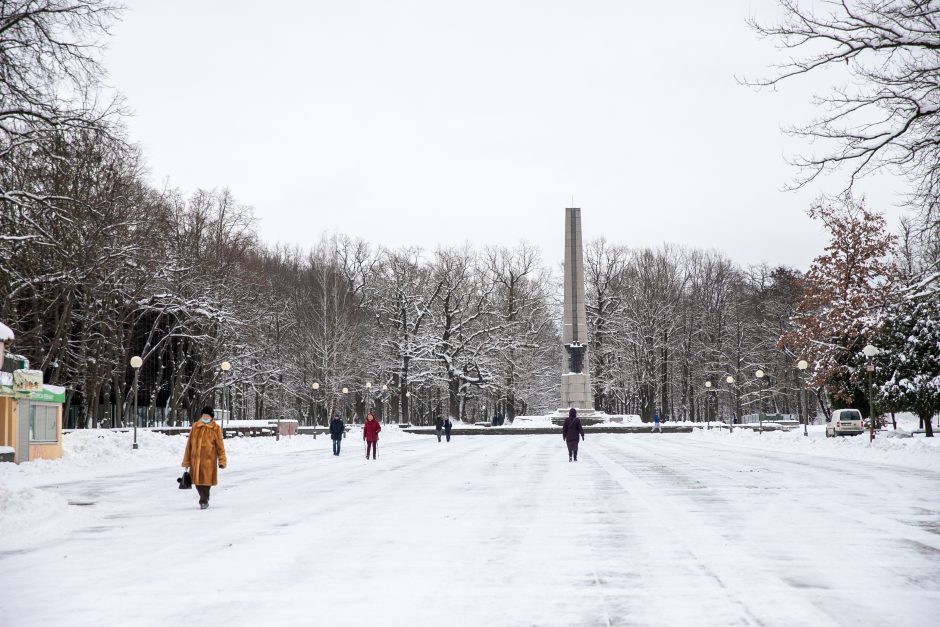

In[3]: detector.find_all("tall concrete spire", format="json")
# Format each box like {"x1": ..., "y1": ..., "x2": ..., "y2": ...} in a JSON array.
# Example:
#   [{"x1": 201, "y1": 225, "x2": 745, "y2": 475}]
[{"x1": 559, "y1": 207, "x2": 596, "y2": 416}]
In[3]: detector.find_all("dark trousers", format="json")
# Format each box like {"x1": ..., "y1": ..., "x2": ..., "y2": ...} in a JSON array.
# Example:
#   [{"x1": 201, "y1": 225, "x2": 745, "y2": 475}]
[
  {"x1": 436, "y1": 429, "x2": 442, "y2": 442},
  {"x1": 566, "y1": 440, "x2": 579, "y2": 461},
  {"x1": 332, "y1": 439, "x2": 341, "y2": 455},
  {"x1": 196, "y1": 485, "x2": 211, "y2": 505},
  {"x1": 446, "y1": 433, "x2": 451, "y2": 442},
  {"x1": 366, "y1": 441, "x2": 377, "y2": 459}
]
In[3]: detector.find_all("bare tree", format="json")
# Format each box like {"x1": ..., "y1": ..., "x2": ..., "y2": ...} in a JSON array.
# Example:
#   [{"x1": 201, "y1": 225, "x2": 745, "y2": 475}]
[
  {"x1": 748, "y1": 1, "x2": 940, "y2": 231},
  {"x1": 0, "y1": 1, "x2": 122, "y2": 212}
]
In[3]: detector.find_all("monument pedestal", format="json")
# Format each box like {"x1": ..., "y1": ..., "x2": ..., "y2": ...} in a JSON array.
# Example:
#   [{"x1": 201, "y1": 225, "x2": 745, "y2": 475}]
[
  {"x1": 561, "y1": 373, "x2": 592, "y2": 409},
  {"x1": 551, "y1": 409, "x2": 604, "y2": 425},
  {"x1": 552, "y1": 372, "x2": 602, "y2": 425}
]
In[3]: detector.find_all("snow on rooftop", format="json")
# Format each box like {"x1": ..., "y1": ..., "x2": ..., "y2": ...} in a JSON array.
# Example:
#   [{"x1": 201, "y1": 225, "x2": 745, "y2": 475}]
[{"x1": 0, "y1": 321, "x2": 13, "y2": 342}]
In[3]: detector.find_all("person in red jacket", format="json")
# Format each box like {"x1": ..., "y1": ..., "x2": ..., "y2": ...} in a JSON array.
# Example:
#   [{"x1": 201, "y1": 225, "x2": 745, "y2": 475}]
[{"x1": 363, "y1": 411, "x2": 381, "y2": 459}]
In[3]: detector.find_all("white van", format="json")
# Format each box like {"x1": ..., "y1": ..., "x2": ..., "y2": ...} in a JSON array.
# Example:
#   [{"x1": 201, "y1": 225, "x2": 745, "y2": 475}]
[{"x1": 826, "y1": 409, "x2": 865, "y2": 437}]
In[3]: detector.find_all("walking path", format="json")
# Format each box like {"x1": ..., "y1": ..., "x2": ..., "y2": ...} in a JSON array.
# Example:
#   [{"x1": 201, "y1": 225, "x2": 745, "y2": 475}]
[{"x1": 2, "y1": 435, "x2": 938, "y2": 626}]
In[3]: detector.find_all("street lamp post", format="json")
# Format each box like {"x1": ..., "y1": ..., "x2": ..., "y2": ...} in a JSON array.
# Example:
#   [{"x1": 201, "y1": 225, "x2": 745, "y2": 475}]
[
  {"x1": 342, "y1": 387, "x2": 349, "y2": 422},
  {"x1": 798, "y1": 360, "x2": 809, "y2": 436},
  {"x1": 366, "y1": 381, "x2": 372, "y2": 417},
  {"x1": 726, "y1": 375, "x2": 735, "y2": 433},
  {"x1": 130, "y1": 356, "x2": 143, "y2": 450},
  {"x1": 862, "y1": 344, "x2": 880, "y2": 443},
  {"x1": 312, "y1": 382, "x2": 320, "y2": 427},
  {"x1": 220, "y1": 361, "x2": 231, "y2": 438},
  {"x1": 405, "y1": 390, "x2": 411, "y2": 425},
  {"x1": 704, "y1": 381, "x2": 713, "y2": 430},
  {"x1": 755, "y1": 369, "x2": 765, "y2": 434},
  {"x1": 381, "y1": 384, "x2": 388, "y2": 424}
]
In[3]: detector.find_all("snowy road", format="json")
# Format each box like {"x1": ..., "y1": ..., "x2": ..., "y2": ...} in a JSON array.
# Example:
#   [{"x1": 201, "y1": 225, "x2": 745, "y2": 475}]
[{"x1": 2, "y1": 434, "x2": 939, "y2": 626}]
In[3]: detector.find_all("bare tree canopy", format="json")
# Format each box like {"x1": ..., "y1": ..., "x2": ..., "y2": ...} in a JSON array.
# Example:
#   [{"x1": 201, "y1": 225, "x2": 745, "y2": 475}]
[{"x1": 748, "y1": 1, "x2": 940, "y2": 231}]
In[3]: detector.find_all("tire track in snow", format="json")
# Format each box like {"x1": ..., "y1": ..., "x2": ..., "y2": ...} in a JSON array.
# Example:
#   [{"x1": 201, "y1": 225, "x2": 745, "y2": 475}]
[{"x1": 586, "y1": 441, "x2": 841, "y2": 627}]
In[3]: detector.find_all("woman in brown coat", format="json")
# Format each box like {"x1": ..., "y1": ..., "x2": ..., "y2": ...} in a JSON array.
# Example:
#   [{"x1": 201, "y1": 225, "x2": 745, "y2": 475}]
[{"x1": 182, "y1": 406, "x2": 227, "y2": 509}]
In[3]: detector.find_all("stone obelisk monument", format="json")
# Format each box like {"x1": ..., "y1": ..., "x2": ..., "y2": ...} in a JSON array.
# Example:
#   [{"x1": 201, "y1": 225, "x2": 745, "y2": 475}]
[{"x1": 555, "y1": 207, "x2": 598, "y2": 423}]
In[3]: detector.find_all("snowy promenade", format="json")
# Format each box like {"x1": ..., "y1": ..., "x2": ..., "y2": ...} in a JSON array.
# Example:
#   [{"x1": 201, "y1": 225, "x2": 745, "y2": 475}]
[{"x1": 2, "y1": 433, "x2": 939, "y2": 626}]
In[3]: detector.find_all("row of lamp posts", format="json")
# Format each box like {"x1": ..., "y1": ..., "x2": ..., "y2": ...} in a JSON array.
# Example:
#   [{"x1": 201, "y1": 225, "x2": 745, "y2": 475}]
[
  {"x1": 125, "y1": 347, "x2": 881, "y2": 448},
  {"x1": 128, "y1": 355, "x2": 399, "y2": 449},
  {"x1": 704, "y1": 361, "x2": 809, "y2": 436},
  {"x1": 311, "y1": 381, "x2": 395, "y2": 424},
  {"x1": 704, "y1": 352, "x2": 877, "y2": 438}
]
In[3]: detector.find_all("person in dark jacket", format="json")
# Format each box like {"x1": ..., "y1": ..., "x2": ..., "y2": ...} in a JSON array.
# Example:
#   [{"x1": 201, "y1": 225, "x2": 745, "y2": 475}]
[
  {"x1": 435, "y1": 417, "x2": 444, "y2": 442},
  {"x1": 562, "y1": 408, "x2": 585, "y2": 462},
  {"x1": 329, "y1": 413, "x2": 345, "y2": 455},
  {"x1": 444, "y1": 418, "x2": 453, "y2": 442},
  {"x1": 363, "y1": 411, "x2": 381, "y2": 459}
]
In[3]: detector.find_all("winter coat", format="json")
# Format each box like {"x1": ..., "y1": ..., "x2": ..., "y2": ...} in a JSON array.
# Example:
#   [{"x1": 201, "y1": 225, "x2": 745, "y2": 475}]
[
  {"x1": 363, "y1": 419, "x2": 382, "y2": 442},
  {"x1": 653, "y1": 414, "x2": 661, "y2": 424},
  {"x1": 444, "y1": 419, "x2": 453, "y2": 435},
  {"x1": 562, "y1": 416, "x2": 585, "y2": 443},
  {"x1": 329, "y1": 418, "x2": 345, "y2": 440},
  {"x1": 182, "y1": 420, "x2": 227, "y2": 486},
  {"x1": 435, "y1": 418, "x2": 444, "y2": 431}
]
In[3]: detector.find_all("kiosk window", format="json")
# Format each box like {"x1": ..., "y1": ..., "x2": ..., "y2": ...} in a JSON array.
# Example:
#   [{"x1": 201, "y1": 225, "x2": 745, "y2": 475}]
[{"x1": 29, "y1": 405, "x2": 58, "y2": 443}]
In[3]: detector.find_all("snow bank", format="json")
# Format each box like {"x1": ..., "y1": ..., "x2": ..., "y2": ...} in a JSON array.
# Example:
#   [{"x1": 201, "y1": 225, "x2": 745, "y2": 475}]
[
  {"x1": 0, "y1": 425, "x2": 420, "y2": 490},
  {"x1": 0, "y1": 321, "x2": 13, "y2": 342},
  {"x1": 0, "y1": 428, "x2": 326, "y2": 490},
  {"x1": 0, "y1": 428, "x2": 340, "y2": 551},
  {"x1": 692, "y1": 424, "x2": 940, "y2": 471},
  {"x1": 0, "y1": 485, "x2": 90, "y2": 551},
  {"x1": 342, "y1": 423, "x2": 418, "y2": 442}
]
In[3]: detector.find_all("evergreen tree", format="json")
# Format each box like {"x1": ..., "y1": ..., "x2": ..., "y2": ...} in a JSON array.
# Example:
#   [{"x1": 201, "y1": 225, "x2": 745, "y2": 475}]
[{"x1": 876, "y1": 297, "x2": 940, "y2": 437}]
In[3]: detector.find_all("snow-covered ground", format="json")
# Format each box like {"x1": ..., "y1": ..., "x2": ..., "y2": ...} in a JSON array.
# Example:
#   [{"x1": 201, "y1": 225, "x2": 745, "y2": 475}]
[{"x1": 1, "y1": 428, "x2": 938, "y2": 626}]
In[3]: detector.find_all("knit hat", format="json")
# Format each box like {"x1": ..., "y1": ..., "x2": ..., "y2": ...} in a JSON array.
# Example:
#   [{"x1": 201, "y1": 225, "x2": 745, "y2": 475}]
[
  {"x1": 569, "y1": 408, "x2": 577, "y2": 418},
  {"x1": 201, "y1": 406, "x2": 215, "y2": 419}
]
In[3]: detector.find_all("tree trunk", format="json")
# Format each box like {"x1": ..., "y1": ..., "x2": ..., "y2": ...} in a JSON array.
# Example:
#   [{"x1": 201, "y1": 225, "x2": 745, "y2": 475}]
[{"x1": 448, "y1": 377, "x2": 460, "y2": 419}]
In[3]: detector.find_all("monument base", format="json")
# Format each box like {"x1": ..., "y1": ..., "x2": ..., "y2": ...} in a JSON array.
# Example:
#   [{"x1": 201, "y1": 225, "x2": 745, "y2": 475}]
[
  {"x1": 550, "y1": 408, "x2": 604, "y2": 426},
  {"x1": 560, "y1": 372, "x2": 593, "y2": 406}
]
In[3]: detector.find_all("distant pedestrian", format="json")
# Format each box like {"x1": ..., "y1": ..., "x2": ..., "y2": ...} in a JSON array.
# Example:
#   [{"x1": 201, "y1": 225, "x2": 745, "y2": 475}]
[
  {"x1": 329, "y1": 413, "x2": 345, "y2": 456},
  {"x1": 444, "y1": 417, "x2": 453, "y2": 442},
  {"x1": 492, "y1": 413, "x2": 498, "y2": 426},
  {"x1": 364, "y1": 411, "x2": 381, "y2": 459},
  {"x1": 652, "y1": 412, "x2": 662, "y2": 433},
  {"x1": 182, "y1": 406, "x2": 227, "y2": 509},
  {"x1": 562, "y1": 408, "x2": 585, "y2": 462},
  {"x1": 435, "y1": 416, "x2": 444, "y2": 442}
]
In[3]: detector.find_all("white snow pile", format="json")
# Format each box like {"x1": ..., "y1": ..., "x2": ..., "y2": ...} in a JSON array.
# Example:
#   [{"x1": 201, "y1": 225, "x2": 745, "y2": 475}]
[
  {"x1": 0, "y1": 425, "x2": 418, "y2": 489},
  {"x1": 4, "y1": 429, "x2": 330, "y2": 483},
  {"x1": 0, "y1": 428, "x2": 345, "y2": 551},
  {"x1": 0, "y1": 321, "x2": 13, "y2": 342},
  {"x1": 0, "y1": 485, "x2": 90, "y2": 551},
  {"x1": 692, "y1": 424, "x2": 940, "y2": 471}
]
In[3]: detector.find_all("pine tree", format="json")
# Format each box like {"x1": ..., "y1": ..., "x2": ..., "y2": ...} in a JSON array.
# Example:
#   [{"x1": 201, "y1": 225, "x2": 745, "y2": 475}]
[{"x1": 876, "y1": 297, "x2": 940, "y2": 437}]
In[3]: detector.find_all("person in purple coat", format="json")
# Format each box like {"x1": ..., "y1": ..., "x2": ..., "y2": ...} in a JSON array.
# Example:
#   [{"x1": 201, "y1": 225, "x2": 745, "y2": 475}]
[{"x1": 562, "y1": 408, "x2": 585, "y2": 462}]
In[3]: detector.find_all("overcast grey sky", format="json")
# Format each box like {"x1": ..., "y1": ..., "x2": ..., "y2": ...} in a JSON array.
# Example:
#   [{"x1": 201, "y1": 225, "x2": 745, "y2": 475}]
[{"x1": 104, "y1": 0, "x2": 906, "y2": 271}]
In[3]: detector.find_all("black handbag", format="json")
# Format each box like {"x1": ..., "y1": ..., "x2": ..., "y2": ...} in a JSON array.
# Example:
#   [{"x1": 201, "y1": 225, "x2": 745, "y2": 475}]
[{"x1": 177, "y1": 470, "x2": 192, "y2": 490}]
